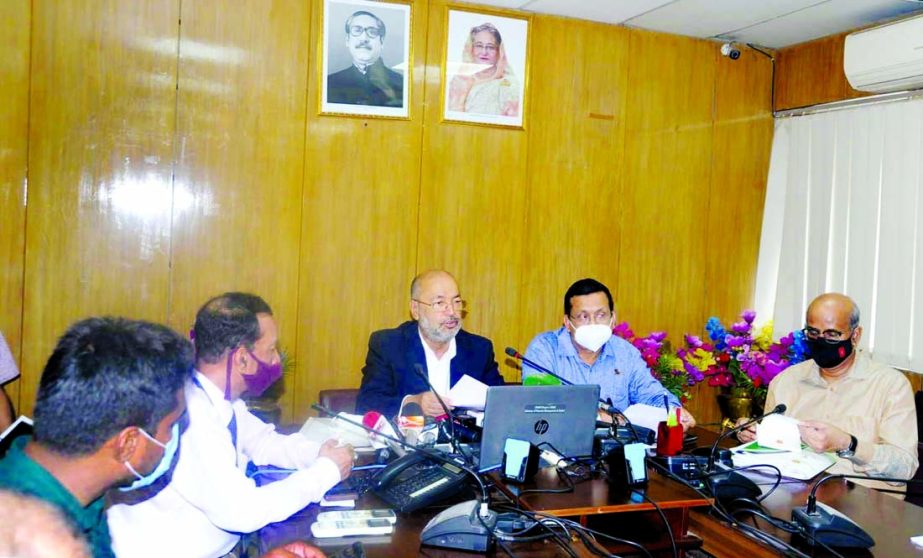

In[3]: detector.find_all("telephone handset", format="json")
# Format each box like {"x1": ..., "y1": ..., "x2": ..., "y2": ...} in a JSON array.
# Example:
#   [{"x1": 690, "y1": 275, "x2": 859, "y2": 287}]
[{"x1": 372, "y1": 451, "x2": 468, "y2": 513}]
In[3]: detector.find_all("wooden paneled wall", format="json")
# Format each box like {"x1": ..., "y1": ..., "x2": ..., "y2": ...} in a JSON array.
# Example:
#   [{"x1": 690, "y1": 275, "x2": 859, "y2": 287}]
[
  {"x1": 2, "y1": 0, "x2": 773, "y2": 426},
  {"x1": 774, "y1": 31, "x2": 869, "y2": 111}
]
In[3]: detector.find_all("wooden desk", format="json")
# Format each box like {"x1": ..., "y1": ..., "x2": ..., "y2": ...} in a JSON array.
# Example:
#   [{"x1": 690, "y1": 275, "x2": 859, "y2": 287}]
[
  {"x1": 259, "y1": 463, "x2": 711, "y2": 557},
  {"x1": 687, "y1": 427, "x2": 923, "y2": 557},
  {"x1": 496, "y1": 466, "x2": 710, "y2": 556}
]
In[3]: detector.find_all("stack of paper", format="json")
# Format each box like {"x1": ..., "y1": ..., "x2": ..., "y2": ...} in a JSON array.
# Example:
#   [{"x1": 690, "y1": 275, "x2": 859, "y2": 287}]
[{"x1": 298, "y1": 414, "x2": 372, "y2": 450}]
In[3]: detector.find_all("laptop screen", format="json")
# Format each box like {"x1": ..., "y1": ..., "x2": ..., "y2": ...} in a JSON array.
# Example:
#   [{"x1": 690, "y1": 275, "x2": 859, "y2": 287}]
[{"x1": 477, "y1": 384, "x2": 600, "y2": 472}]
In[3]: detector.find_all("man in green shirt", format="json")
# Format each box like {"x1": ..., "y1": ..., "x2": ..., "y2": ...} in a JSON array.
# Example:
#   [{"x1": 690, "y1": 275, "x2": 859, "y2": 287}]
[{"x1": 0, "y1": 317, "x2": 192, "y2": 558}]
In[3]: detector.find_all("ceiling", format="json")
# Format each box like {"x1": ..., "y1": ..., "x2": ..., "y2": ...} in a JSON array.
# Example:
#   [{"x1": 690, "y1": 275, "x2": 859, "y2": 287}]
[{"x1": 472, "y1": 0, "x2": 923, "y2": 49}]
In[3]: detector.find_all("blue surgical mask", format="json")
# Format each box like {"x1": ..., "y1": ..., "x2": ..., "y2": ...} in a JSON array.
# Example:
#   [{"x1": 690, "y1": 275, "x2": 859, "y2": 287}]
[{"x1": 119, "y1": 423, "x2": 180, "y2": 492}]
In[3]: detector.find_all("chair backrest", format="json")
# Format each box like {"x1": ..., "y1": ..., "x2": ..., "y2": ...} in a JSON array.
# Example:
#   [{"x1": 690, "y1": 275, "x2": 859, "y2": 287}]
[{"x1": 318, "y1": 388, "x2": 359, "y2": 415}]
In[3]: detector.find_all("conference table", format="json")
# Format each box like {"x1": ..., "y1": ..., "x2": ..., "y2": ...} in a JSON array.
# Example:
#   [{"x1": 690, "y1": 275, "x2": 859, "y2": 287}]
[
  {"x1": 687, "y1": 429, "x2": 923, "y2": 557},
  {"x1": 258, "y1": 456, "x2": 711, "y2": 556},
  {"x1": 258, "y1": 427, "x2": 923, "y2": 557}
]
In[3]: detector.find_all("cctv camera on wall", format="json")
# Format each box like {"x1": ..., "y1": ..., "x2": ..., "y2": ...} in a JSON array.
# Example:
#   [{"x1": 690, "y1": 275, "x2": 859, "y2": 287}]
[{"x1": 720, "y1": 42, "x2": 741, "y2": 60}]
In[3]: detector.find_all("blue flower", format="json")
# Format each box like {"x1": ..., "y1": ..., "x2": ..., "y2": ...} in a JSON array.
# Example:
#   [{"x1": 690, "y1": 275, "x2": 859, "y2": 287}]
[
  {"x1": 706, "y1": 317, "x2": 727, "y2": 350},
  {"x1": 790, "y1": 329, "x2": 808, "y2": 364}
]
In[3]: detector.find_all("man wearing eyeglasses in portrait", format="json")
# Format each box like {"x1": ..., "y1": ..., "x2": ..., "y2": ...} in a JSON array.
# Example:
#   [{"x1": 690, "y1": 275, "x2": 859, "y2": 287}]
[
  {"x1": 737, "y1": 293, "x2": 917, "y2": 491},
  {"x1": 524, "y1": 278, "x2": 697, "y2": 430},
  {"x1": 357, "y1": 270, "x2": 504, "y2": 418},
  {"x1": 327, "y1": 10, "x2": 404, "y2": 107}
]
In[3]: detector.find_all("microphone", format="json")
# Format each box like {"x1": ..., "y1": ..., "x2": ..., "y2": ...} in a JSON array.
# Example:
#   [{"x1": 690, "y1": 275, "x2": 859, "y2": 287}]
[
  {"x1": 504, "y1": 347, "x2": 574, "y2": 386},
  {"x1": 361, "y1": 411, "x2": 400, "y2": 449},
  {"x1": 399, "y1": 402, "x2": 426, "y2": 446},
  {"x1": 791, "y1": 472, "x2": 919, "y2": 548},
  {"x1": 412, "y1": 363, "x2": 461, "y2": 456},
  {"x1": 692, "y1": 404, "x2": 787, "y2": 507}
]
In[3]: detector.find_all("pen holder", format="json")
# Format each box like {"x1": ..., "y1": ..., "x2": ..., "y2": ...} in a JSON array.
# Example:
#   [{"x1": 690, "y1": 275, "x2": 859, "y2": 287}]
[{"x1": 656, "y1": 421, "x2": 683, "y2": 456}]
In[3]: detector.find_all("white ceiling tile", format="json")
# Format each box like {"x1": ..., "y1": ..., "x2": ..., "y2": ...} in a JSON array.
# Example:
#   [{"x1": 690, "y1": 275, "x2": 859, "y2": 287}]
[
  {"x1": 624, "y1": 0, "x2": 824, "y2": 40},
  {"x1": 725, "y1": 0, "x2": 923, "y2": 48},
  {"x1": 524, "y1": 0, "x2": 676, "y2": 25}
]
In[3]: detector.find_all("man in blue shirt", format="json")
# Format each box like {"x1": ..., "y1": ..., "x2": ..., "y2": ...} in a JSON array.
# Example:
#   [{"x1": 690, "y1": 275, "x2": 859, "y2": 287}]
[{"x1": 524, "y1": 278, "x2": 696, "y2": 430}]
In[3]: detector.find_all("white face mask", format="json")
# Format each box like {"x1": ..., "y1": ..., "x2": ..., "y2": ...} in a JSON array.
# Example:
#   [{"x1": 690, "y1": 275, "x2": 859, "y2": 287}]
[{"x1": 572, "y1": 323, "x2": 612, "y2": 353}]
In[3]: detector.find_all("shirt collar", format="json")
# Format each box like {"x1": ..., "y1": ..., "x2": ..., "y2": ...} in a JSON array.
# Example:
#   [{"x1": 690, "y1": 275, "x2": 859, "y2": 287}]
[
  {"x1": 192, "y1": 370, "x2": 236, "y2": 420},
  {"x1": 417, "y1": 330, "x2": 457, "y2": 362},
  {"x1": 804, "y1": 350, "x2": 873, "y2": 386}
]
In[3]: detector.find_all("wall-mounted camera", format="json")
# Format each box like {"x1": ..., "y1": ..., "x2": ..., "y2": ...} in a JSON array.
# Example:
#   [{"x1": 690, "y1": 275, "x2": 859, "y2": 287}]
[{"x1": 720, "y1": 42, "x2": 741, "y2": 60}]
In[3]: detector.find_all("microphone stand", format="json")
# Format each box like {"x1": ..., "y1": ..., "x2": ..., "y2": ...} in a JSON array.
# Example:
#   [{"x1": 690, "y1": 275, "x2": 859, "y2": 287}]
[
  {"x1": 792, "y1": 472, "x2": 918, "y2": 548},
  {"x1": 411, "y1": 363, "x2": 462, "y2": 458},
  {"x1": 697, "y1": 404, "x2": 787, "y2": 507}
]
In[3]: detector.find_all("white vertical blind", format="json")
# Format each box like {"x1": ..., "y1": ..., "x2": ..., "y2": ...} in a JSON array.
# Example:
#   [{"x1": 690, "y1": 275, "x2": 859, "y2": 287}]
[{"x1": 755, "y1": 98, "x2": 923, "y2": 371}]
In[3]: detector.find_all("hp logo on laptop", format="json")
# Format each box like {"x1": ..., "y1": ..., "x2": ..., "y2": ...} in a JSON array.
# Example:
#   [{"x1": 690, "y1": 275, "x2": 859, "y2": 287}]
[{"x1": 534, "y1": 419, "x2": 549, "y2": 435}]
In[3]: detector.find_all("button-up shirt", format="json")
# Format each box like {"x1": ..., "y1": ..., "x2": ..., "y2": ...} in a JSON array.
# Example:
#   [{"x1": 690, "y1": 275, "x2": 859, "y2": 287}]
[
  {"x1": 0, "y1": 437, "x2": 114, "y2": 558},
  {"x1": 108, "y1": 372, "x2": 342, "y2": 558},
  {"x1": 524, "y1": 327, "x2": 679, "y2": 412},
  {"x1": 419, "y1": 330, "x2": 456, "y2": 396},
  {"x1": 766, "y1": 351, "x2": 918, "y2": 490}
]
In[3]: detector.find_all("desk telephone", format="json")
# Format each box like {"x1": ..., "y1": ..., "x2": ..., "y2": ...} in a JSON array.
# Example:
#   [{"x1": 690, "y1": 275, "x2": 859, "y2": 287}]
[{"x1": 372, "y1": 452, "x2": 469, "y2": 513}]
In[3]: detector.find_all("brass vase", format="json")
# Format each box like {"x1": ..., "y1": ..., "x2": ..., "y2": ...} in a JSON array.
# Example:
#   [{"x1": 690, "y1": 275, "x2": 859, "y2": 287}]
[{"x1": 717, "y1": 386, "x2": 753, "y2": 421}]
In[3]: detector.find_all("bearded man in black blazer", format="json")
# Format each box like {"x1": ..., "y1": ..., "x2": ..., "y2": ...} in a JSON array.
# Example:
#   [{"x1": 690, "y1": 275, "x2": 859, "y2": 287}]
[{"x1": 357, "y1": 270, "x2": 504, "y2": 418}]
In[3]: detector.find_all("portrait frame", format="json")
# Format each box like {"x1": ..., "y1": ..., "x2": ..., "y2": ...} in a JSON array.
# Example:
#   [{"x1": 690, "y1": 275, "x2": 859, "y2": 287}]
[
  {"x1": 320, "y1": 0, "x2": 412, "y2": 119},
  {"x1": 441, "y1": 6, "x2": 530, "y2": 129}
]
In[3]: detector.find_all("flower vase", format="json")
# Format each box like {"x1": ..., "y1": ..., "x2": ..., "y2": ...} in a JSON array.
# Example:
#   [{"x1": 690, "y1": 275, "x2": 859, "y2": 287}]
[{"x1": 717, "y1": 386, "x2": 753, "y2": 422}]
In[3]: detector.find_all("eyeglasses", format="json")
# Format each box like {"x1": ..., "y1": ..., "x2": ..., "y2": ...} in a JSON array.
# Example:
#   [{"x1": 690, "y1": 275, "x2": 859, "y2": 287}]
[
  {"x1": 802, "y1": 326, "x2": 852, "y2": 344},
  {"x1": 349, "y1": 25, "x2": 381, "y2": 39},
  {"x1": 472, "y1": 42, "x2": 498, "y2": 53},
  {"x1": 414, "y1": 298, "x2": 466, "y2": 313},
  {"x1": 569, "y1": 311, "x2": 612, "y2": 326}
]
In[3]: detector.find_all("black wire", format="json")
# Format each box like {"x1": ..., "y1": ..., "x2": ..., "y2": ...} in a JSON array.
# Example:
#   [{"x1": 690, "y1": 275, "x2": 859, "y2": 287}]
[
  {"x1": 493, "y1": 506, "x2": 579, "y2": 558},
  {"x1": 746, "y1": 43, "x2": 776, "y2": 112},
  {"x1": 647, "y1": 457, "x2": 809, "y2": 555},
  {"x1": 632, "y1": 489, "x2": 677, "y2": 558},
  {"x1": 517, "y1": 465, "x2": 576, "y2": 495}
]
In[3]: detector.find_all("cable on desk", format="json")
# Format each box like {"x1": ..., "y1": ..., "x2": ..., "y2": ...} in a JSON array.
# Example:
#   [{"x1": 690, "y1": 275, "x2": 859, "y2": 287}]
[
  {"x1": 631, "y1": 489, "x2": 677, "y2": 558},
  {"x1": 647, "y1": 457, "x2": 811, "y2": 557}
]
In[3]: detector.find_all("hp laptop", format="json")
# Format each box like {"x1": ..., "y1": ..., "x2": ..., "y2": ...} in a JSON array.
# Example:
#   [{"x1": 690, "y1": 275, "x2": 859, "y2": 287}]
[{"x1": 477, "y1": 384, "x2": 600, "y2": 472}]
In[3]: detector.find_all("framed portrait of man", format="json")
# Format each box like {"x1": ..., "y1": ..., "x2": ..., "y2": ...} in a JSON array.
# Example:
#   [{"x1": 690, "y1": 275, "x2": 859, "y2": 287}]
[
  {"x1": 441, "y1": 7, "x2": 529, "y2": 129},
  {"x1": 321, "y1": 0, "x2": 411, "y2": 118}
]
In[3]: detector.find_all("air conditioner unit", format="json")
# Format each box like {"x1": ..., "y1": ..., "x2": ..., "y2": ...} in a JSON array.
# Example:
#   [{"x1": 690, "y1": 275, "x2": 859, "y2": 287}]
[{"x1": 844, "y1": 14, "x2": 923, "y2": 93}]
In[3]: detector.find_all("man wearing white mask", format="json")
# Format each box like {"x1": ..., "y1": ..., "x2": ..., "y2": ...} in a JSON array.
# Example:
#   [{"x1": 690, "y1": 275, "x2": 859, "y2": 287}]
[{"x1": 524, "y1": 278, "x2": 696, "y2": 430}]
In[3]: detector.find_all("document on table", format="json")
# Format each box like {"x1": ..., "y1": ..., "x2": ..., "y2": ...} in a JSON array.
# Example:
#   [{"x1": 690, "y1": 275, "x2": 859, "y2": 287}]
[
  {"x1": 731, "y1": 445, "x2": 835, "y2": 480},
  {"x1": 447, "y1": 374, "x2": 489, "y2": 410}
]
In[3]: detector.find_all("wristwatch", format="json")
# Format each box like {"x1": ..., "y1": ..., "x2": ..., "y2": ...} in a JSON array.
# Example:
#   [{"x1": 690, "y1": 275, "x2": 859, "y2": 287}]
[{"x1": 836, "y1": 434, "x2": 858, "y2": 458}]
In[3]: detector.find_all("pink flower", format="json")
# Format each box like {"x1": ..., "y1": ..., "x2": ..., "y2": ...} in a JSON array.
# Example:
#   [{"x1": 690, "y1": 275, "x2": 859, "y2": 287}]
[
  {"x1": 685, "y1": 335, "x2": 703, "y2": 348},
  {"x1": 613, "y1": 322, "x2": 634, "y2": 340}
]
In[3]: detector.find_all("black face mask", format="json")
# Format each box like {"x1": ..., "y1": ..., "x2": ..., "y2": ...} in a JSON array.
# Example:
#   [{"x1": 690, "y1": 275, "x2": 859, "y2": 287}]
[{"x1": 807, "y1": 337, "x2": 854, "y2": 369}]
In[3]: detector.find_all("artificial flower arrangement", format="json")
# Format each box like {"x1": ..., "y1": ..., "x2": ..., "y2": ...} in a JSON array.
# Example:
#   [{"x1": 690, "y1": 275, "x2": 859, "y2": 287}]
[
  {"x1": 685, "y1": 310, "x2": 808, "y2": 402},
  {"x1": 613, "y1": 310, "x2": 808, "y2": 404},
  {"x1": 613, "y1": 323, "x2": 700, "y2": 403}
]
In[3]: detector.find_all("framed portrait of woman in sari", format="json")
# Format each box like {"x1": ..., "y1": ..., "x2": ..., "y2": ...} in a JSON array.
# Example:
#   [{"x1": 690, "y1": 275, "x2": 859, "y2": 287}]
[{"x1": 441, "y1": 7, "x2": 529, "y2": 129}]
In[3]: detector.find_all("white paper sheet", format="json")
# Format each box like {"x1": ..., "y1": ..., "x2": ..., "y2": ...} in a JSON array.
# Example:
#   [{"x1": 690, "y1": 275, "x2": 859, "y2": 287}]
[
  {"x1": 447, "y1": 374, "x2": 489, "y2": 410},
  {"x1": 622, "y1": 403, "x2": 668, "y2": 432},
  {"x1": 756, "y1": 414, "x2": 802, "y2": 452},
  {"x1": 298, "y1": 414, "x2": 372, "y2": 448}
]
